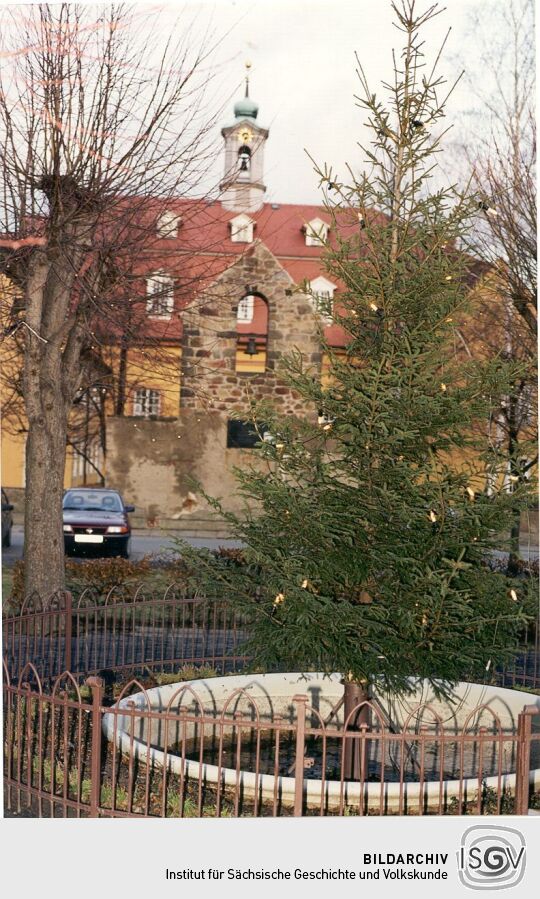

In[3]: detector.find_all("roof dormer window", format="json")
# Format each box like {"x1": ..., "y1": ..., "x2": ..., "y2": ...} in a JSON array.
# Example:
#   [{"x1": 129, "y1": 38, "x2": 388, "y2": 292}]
[
  {"x1": 156, "y1": 210, "x2": 179, "y2": 238},
  {"x1": 230, "y1": 213, "x2": 254, "y2": 243},
  {"x1": 304, "y1": 217, "x2": 329, "y2": 246},
  {"x1": 309, "y1": 276, "x2": 336, "y2": 322},
  {"x1": 146, "y1": 271, "x2": 174, "y2": 318}
]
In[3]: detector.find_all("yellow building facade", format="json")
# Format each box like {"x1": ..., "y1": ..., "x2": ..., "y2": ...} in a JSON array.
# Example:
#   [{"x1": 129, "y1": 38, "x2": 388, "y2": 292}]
[{"x1": 1, "y1": 330, "x2": 182, "y2": 490}]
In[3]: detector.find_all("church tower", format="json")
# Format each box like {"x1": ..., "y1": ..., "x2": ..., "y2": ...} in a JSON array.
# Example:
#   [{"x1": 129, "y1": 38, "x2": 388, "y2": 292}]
[{"x1": 220, "y1": 65, "x2": 268, "y2": 213}]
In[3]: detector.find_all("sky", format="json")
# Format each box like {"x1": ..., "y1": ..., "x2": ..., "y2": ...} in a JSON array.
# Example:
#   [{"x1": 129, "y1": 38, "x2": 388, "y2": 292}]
[
  {"x1": 172, "y1": 0, "x2": 497, "y2": 204},
  {"x1": 0, "y1": 0, "x2": 519, "y2": 205}
]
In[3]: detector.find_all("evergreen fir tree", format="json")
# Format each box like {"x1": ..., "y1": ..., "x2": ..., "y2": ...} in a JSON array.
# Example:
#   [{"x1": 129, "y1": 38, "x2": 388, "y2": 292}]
[{"x1": 182, "y1": 1, "x2": 534, "y2": 700}]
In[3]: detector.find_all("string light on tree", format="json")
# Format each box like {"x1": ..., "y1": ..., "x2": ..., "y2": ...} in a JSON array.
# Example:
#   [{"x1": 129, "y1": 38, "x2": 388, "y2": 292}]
[{"x1": 478, "y1": 199, "x2": 500, "y2": 219}]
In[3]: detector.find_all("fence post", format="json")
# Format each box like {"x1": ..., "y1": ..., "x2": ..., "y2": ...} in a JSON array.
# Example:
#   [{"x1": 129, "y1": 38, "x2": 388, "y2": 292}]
[
  {"x1": 64, "y1": 591, "x2": 73, "y2": 673},
  {"x1": 515, "y1": 706, "x2": 535, "y2": 815},
  {"x1": 86, "y1": 676, "x2": 104, "y2": 818},
  {"x1": 293, "y1": 694, "x2": 308, "y2": 817}
]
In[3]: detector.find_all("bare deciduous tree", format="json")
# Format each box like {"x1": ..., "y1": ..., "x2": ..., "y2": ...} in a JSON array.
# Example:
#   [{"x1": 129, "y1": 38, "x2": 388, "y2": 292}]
[
  {"x1": 454, "y1": 0, "x2": 537, "y2": 567},
  {"x1": 0, "y1": 3, "x2": 224, "y2": 599}
]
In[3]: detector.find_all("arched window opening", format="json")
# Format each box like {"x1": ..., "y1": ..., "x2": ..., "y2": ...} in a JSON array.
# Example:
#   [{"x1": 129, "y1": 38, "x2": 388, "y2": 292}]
[
  {"x1": 235, "y1": 293, "x2": 268, "y2": 373},
  {"x1": 238, "y1": 144, "x2": 251, "y2": 177}
]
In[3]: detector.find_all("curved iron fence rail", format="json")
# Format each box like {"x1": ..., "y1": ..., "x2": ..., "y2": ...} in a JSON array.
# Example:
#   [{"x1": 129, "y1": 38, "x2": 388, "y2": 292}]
[
  {"x1": 3, "y1": 588, "x2": 540, "y2": 818},
  {"x1": 3, "y1": 588, "x2": 540, "y2": 689},
  {"x1": 2, "y1": 589, "x2": 250, "y2": 683}
]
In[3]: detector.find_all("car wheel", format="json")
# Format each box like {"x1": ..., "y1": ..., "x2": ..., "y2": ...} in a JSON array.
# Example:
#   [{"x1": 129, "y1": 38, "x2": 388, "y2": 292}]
[{"x1": 2, "y1": 527, "x2": 11, "y2": 548}]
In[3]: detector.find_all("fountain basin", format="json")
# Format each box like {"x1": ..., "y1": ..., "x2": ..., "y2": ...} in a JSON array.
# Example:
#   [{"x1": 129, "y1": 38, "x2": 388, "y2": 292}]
[{"x1": 102, "y1": 672, "x2": 540, "y2": 812}]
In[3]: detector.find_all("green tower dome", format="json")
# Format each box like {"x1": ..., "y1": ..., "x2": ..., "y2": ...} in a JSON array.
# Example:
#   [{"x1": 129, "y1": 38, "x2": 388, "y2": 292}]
[{"x1": 234, "y1": 95, "x2": 258, "y2": 120}]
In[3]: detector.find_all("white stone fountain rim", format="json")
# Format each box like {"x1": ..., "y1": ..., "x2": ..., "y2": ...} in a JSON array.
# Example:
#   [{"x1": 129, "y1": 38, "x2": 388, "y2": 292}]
[{"x1": 102, "y1": 672, "x2": 540, "y2": 808}]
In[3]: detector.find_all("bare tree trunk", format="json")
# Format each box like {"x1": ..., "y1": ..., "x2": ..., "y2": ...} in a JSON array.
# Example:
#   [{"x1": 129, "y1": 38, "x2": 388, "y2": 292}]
[
  {"x1": 115, "y1": 341, "x2": 128, "y2": 416},
  {"x1": 98, "y1": 391, "x2": 107, "y2": 486},
  {"x1": 21, "y1": 249, "x2": 79, "y2": 599},
  {"x1": 507, "y1": 417, "x2": 522, "y2": 576},
  {"x1": 83, "y1": 389, "x2": 89, "y2": 484},
  {"x1": 24, "y1": 409, "x2": 67, "y2": 598}
]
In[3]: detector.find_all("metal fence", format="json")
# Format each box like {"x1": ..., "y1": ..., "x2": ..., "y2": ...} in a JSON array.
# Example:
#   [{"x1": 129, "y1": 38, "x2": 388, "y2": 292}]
[
  {"x1": 3, "y1": 588, "x2": 540, "y2": 818},
  {"x1": 2, "y1": 588, "x2": 249, "y2": 683}
]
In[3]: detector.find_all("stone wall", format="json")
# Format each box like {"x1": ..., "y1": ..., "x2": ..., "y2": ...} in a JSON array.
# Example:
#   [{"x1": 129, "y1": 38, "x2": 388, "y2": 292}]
[
  {"x1": 180, "y1": 240, "x2": 322, "y2": 417},
  {"x1": 105, "y1": 245, "x2": 326, "y2": 531},
  {"x1": 106, "y1": 412, "x2": 270, "y2": 536}
]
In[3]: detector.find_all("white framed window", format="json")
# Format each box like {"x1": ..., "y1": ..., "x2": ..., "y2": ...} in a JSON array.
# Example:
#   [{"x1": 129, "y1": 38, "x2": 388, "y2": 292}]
[
  {"x1": 146, "y1": 272, "x2": 174, "y2": 317},
  {"x1": 156, "y1": 211, "x2": 179, "y2": 238},
  {"x1": 237, "y1": 294, "x2": 255, "y2": 323},
  {"x1": 310, "y1": 276, "x2": 336, "y2": 322},
  {"x1": 133, "y1": 388, "x2": 160, "y2": 417},
  {"x1": 230, "y1": 213, "x2": 254, "y2": 243},
  {"x1": 305, "y1": 217, "x2": 329, "y2": 246}
]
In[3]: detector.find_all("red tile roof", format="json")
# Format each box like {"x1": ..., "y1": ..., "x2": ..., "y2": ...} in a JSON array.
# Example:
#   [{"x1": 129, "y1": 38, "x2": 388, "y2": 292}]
[{"x1": 114, "y1": 199, "x2": 359, "y2": 347}]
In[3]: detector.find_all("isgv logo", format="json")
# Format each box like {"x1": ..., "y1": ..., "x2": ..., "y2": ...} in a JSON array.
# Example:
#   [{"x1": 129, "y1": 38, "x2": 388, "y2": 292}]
[{"x1": 457, "y1": 825, "x2": 526, "y2": 890}]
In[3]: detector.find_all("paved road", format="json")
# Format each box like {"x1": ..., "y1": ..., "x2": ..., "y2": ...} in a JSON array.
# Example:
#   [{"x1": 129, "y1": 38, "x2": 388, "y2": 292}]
[
  {"x1": 3, "y1": 525, "x2": 538, "y2": 568},
  {"x1": 2, "y1": 525, "x2": 243, "y2": 567}
]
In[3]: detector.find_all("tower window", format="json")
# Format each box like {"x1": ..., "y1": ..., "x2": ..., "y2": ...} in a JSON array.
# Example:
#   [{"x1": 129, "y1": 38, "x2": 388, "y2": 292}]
[
  {"x1": 146, "y1": 272, "x2": 174, "y2": 317},
  {"x1": 238, "y1": 144, "x2": 251, "y2": 174},
  {"x1": 133, "y1": 388, "x2": 160, "y2": 418}
]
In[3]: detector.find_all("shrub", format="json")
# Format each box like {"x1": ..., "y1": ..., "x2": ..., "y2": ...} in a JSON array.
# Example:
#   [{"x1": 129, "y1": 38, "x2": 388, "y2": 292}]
[
  {"x1": 213, "y1": 547, "x2": 248, "y2": 567},
  {"x1": 65, "y1": 556, "x2": 151, "y2": 592},
  {"x1": 10, "y1": 560, "x2": 25, "y2": 606},
  {"x1": 5, "y1": 556, "x2": 153, "y2": 611}
]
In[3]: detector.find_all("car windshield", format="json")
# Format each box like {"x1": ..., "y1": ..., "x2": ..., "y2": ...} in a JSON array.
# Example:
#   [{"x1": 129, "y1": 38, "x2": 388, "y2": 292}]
[{"x1": 63, "y1": 491, "x2": 123, "y2": 512}]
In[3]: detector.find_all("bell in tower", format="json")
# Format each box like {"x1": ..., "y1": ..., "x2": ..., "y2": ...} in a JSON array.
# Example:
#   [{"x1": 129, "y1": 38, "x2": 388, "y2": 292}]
[
  {"x1": 220, "y1": 63, "x2": 269, "y2": 213},
  {"x1": 238, "y1": 144, "x2": 251, "y2": 174}
]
